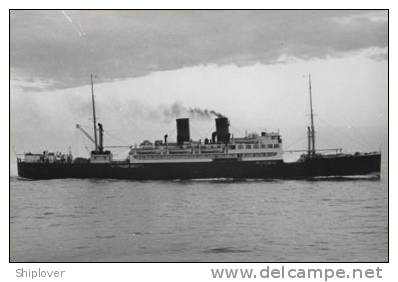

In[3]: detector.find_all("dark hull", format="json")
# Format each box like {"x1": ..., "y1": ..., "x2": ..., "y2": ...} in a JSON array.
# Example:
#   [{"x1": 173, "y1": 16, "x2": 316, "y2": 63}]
[{"x1": 17, "y1": 153, "x2": 381, "y2": 180}]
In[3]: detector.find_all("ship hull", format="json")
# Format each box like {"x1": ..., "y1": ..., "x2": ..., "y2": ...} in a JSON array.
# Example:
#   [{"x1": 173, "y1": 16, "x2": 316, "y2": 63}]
[{"x1": 16, "y1": 153, "x2": 381, "y2": 180}]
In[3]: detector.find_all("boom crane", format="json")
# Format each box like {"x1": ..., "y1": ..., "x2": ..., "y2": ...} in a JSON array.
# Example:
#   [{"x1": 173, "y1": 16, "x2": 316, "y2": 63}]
[
  {"x1": 76, "y1": 124, "x2": 95, "y2": 145},
  {"x1": 76, "y1": 124, "x2": 131, "y2": 149}
]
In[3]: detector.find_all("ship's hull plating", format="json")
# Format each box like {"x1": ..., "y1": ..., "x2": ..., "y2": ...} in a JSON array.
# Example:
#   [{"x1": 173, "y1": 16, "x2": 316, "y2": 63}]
[{"x1": 17, "y1": 154, "x2": 381, "y2": 180}]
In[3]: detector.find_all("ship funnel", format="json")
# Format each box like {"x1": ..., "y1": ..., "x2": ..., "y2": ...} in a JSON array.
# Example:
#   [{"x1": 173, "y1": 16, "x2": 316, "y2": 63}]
[
  {"x1": 176, "y1": 118, "x2": 190, "y2": 145},
  {"x1": 215, "y1": 117, "x2": 230, "y2": 143}
]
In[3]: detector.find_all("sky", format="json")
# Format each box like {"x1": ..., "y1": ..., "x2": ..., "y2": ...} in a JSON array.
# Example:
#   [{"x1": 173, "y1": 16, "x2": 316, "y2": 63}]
[{"x1": 10, "y1": 10, "x2": 388, "y2": 162}]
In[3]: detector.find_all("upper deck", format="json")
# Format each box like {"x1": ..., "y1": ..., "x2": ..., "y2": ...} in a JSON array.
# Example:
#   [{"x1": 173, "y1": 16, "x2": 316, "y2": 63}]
[{"x1": 129, "y1": 130, "x2": 283, "y2": 163}]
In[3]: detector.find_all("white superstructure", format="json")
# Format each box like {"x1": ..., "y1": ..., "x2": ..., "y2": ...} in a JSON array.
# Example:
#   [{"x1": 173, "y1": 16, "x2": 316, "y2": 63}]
[{"x1": 129, "y1": 130, "x2": 283, "y2": 164}]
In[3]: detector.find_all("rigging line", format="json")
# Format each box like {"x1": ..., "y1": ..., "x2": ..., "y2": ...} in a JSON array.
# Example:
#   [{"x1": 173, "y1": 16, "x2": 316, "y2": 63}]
[
  {"x1": 335, "y1": 113, "x2": 381, "y2": 143},
  {"x1": 164, "y1": 124, "x2": 177, "y2": 138},
  {"x1": 151, "y1": 123, "x2": 175, "y2": 142},
  {"x1": 205, "y1": 128, "x2": 214, "y2": 137},
  {"x1": 103, "y1": 129, "x2": 130, "y2": 145},
  {"x1": 283, "y1": 134, "x2": 308, "y2": 151},
  {"x1": 190, "y1": 126, "x2": 207, "y2": 140},
  {"x1": 229, "y1": 125, "x2": 245, "y2": 137},
  {"x1": 315, "y1": 115, "x2": 369, "y2": 149},
  {"x1": 123, "y1": 122, "x2": 146, "y2": 144},
  {"x1": 313, "y1": 118, "x2": 360, "y2": 150},
  {"x1": 316, "y1": 115, "x2": 367, "y2": 143}
]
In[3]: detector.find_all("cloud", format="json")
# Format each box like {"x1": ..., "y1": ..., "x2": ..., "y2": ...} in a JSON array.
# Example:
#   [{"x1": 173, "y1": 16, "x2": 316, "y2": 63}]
[{"x1": 10, "y1": 10, "x2": 387, "y2": 90}]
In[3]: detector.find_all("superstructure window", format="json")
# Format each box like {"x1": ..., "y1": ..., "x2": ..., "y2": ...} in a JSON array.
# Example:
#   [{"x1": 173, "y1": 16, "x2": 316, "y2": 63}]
[
  {"x1": 238, "y1": 144, "x2": 244, "y2": 149},
  {"x1": 267, "y1": 144, "x2": 273, "y2": 148},
  {"x1": 274, "y1": 144, "x2": 279, "y2": 148},
  {"x1": 261, "y1": 144, "x2": 266, "y2": 149},
  {"x1": 253, "y1": 144, "x2": 259, "y2": 149},
  {"x1": 246, "y1": 145, "x2": 251, "y2": 149}
]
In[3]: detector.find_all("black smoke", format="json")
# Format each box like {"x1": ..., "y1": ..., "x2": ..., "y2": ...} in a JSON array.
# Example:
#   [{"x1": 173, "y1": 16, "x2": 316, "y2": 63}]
[
  {"x1": 162, "y1": 102, "x2": 225, "y2": 120},
  {"x1": 188, "y1": 108, "x2": 225, "y2": 119}
]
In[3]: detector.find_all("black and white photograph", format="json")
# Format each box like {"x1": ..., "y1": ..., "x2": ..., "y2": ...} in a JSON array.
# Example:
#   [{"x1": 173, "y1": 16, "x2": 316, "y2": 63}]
[{"x1": 10, "y1": 10, "x2": 388, "y2": 263}]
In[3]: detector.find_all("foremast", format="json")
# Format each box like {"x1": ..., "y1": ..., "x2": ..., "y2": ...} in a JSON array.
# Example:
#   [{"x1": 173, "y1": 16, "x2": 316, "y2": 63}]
[
  {"x1": 308, "y1": 74, "x2": 316, "y2": 157},
  {"x1": 90, "y1": 74, "x2": 98, "y2": 151},
  {"x1": 88, "y1": 75, "x2": 112, "y2": 163}
]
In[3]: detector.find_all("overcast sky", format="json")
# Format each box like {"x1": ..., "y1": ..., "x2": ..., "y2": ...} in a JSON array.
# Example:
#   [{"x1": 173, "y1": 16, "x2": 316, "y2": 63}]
[{"x1": 10, "y1": 10, "x2": 388, "y2": 164}]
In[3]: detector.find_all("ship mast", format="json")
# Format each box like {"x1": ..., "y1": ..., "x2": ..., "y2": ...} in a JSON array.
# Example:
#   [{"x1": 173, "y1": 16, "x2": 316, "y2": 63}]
[
  {"x1": 308, "y1": 74, "x2": 316, "y2": 157},
  {"x1": 90, "y1": 74, "x2": 98, "y2": 151}
]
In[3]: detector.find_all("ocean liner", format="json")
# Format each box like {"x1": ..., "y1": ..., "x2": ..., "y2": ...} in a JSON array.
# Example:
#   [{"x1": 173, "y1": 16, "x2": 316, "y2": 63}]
[{"x1": 16, "y1": 75, "x2": 381, "y2": 180}]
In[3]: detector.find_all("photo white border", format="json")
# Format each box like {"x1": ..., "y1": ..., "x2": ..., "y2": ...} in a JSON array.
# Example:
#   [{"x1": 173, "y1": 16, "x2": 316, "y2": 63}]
[{"x1": 4, "y1": 1, "x2": 393, "y2": 281}]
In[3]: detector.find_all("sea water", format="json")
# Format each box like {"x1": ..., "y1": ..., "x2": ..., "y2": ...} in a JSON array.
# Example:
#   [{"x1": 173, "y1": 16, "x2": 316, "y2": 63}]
[{"x1": 10, "y1": 161, "x2": 388, "y2": 262}]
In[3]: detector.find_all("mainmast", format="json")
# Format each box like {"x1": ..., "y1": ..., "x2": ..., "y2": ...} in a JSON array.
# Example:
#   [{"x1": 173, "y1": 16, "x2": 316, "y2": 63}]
[
  {"x1": 90, "y1": 74, "x2": 98, "y2": 151},
  {"x1": 308, "y1": 74, "x2": 316, "y2": 156}
]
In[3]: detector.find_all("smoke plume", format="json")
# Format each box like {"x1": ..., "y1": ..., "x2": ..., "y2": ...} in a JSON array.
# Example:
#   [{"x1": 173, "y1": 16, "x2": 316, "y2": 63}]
[
  {"x1": 188, "y1": 108, "x2": 224, "y2": 119},
  {"x1": 162, "y1": 102, "x2": 225, "y2": 120}
]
